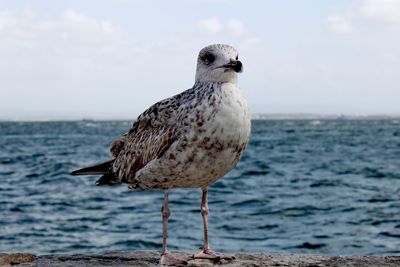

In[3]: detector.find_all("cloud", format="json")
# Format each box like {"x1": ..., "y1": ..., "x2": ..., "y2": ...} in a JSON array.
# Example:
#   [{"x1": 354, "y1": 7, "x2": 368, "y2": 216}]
[
  {"x1": 0, "y1": 7, "x2": 133, "y2": 53},
  {"x1": 0, "y1": 7, "x2": 140, "y2": 119},
  {"x1": 226, "y1": 19, "x2": 245, "y2": 37},
  {"x1": 326, "y1": 15, "x2": 355, "y2": 34},
  {"x1": 196, "y1": 17, "x2": 223, "y2": 34},
  {"x1": 360, "y1": 0, "x2": 400, "y2": 25},
  {"x1": 196, "y1": 17, "x2": 245, "y2": 36},
  {"x1": 326, "y1": 0, "x2": 400, "y2": 34}
]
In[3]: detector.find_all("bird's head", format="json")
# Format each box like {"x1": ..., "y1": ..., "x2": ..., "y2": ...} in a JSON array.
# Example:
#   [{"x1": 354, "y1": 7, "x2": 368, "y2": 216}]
[{"x1": 195, "y1": 44, "x2": 243, "y2": 84}]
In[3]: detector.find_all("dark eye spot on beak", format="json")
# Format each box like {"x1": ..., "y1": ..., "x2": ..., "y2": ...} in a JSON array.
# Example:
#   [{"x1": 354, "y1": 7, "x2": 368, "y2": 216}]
[
  {"x1": 233, "y1": 60, "x2": 242, "y2": 72},
  {"x1": 224, "y1": 60, "x2": 242, "y2": 73}
]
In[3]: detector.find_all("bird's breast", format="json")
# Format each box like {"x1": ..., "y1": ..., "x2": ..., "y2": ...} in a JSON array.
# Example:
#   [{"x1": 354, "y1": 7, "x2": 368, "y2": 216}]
[
  {"x1": 211, "y1": 83, "x2": 251, "y2": 141},
  {"x1": 174, "y1": 83, "x2": 251, "y2": 186}
]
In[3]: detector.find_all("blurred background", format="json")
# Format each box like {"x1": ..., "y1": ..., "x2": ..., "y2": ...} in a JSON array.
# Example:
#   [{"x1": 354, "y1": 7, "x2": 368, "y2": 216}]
[{"x1": 0, "y1": 0, "x2": 399, "y2": 256}]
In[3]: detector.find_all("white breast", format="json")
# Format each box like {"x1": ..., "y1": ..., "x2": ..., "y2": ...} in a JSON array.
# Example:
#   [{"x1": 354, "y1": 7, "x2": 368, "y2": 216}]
[{"x1": 214, "y1": 83, "x2": 251, "y2": 143}]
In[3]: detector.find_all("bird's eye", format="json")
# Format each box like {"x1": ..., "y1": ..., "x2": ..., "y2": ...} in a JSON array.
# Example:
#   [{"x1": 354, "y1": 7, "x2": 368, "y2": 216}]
[
  {"x1": 236, "y1": 55, "x2": 239, "y2": 60},
  {"x1": 201, "y1": 53, "x2": 215, "y2": 64}
]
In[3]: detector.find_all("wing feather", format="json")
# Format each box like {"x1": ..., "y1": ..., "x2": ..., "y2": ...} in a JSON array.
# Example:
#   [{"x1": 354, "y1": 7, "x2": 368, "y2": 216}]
[{"x1": 110, "y1": 91, "x2": 187, "y2": 183}]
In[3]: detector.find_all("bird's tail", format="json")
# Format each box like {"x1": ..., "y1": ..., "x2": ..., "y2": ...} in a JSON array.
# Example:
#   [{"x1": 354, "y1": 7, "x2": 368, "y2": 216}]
[
  {"x1": 70, "y1": 159, "x2": 120, "y2": 186},
  {"x1": 70, "y1": 160, "x2": 114, "y2": 176}
]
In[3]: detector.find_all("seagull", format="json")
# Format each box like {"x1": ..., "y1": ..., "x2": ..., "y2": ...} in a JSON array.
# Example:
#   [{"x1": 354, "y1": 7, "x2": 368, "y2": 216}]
[{"x1": 71, "y1": 44, "x2": 251, "y2": 265}]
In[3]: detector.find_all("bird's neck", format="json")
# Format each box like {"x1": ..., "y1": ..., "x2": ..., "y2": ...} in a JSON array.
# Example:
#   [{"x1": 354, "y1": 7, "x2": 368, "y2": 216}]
[{"x1": 194, "y1": 80, "x2": 237, "y2": 88}]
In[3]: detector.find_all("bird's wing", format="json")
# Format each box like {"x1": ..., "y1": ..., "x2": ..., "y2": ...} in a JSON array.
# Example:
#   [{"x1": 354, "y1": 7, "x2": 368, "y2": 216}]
[
  {"x1": 110, "y1": 90, "x2": 190, "y2": 183},
  {"x1": 109, "y1": 132, "x2": 128, "y2": 158}
]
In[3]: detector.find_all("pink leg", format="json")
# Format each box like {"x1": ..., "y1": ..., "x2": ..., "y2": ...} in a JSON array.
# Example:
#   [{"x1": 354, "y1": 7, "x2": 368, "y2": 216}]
[
  {"x1": 162, "y1": 190, "x2": 170, "y2": 255},
  {"x1": 159, "y1": 190, "x2": 190, "y2": 266},
  {"x1": 193, "y1": 187, "x2": 235, "y2": 262}
]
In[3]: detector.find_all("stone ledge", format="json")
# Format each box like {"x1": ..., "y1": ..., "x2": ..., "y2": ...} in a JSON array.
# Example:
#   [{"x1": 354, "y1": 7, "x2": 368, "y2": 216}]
[{"x1": 1, "y1": 251, "x2": 399, "y2": 267}]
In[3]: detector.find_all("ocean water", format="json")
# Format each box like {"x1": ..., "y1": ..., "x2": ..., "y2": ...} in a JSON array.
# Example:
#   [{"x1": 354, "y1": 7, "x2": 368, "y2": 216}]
[{"x1": 0, "y1": 119, "x2": 399, "y2": 255}]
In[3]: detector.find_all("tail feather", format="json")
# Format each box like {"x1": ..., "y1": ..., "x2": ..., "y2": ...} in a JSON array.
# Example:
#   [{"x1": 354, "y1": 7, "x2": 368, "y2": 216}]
[
  {"x1": 95, "y1": 172, "x2": 119, "y2": 186},
  {"x1": 70, "y1": 160, "x2": 114, "y2": 176}
]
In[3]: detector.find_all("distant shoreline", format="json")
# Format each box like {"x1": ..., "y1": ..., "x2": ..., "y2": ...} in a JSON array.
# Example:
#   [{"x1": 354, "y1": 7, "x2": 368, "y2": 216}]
[
  {"x1": 1, "y1": 113, "x2": 400, "y2": 122},
  {"x1": 252, "y1": 113, "x2": 400, "y2": 120}
]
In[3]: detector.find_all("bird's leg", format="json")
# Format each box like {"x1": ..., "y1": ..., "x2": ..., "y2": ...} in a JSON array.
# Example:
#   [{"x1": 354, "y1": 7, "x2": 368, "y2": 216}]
[
  {"x1": 162, "y1": 190, "x2": 170, "y2": 256},
  {"x1": 201, "y1": 187, "x2": 210, "y2": 250},
  {"x1": 159, "y1": 189, "x2": 190, "y2": 266},
  {"x1": 193, "y1": 187, "x2": 235, "y2": 262}
]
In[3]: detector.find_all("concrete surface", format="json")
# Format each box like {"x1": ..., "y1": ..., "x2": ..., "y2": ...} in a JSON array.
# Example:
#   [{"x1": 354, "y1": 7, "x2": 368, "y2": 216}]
[{"x1": 1, "y1": 250, "x2": 399, "y2": 267}]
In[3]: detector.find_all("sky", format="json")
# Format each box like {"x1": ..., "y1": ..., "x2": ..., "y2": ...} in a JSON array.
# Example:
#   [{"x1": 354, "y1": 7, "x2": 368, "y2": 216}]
[{"x1": 0, "y1": 0, "x2": 399, "y2": 120}]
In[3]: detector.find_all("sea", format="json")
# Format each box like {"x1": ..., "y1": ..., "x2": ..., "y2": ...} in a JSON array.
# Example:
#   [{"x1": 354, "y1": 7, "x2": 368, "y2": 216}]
[{"x1": 1, "y1": 119, "x2": 399, "y2": 255}]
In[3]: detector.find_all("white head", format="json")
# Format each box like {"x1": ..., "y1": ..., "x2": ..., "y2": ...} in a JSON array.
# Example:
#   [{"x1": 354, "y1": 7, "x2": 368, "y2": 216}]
[{"x1": 195, "y1": 44, "x2": 243, "y2": 84}]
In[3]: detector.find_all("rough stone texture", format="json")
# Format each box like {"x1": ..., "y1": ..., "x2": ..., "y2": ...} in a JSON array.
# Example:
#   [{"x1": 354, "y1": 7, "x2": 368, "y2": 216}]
[
  {"x1": 0, "y1": 253, "x2": 37, "y2": 267},
  {"x1": 1, "y1": 251, "x2": 399, "y2": 267}
]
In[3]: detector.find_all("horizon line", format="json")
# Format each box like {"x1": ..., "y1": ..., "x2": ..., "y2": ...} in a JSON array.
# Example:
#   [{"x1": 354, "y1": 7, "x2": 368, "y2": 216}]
[{"x1": 1, "y1": 113, "x2": 400, "y2": 122}]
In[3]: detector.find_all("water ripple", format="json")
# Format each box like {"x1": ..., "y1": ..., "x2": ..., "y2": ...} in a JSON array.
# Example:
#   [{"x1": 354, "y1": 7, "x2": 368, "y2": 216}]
[{"x1": 0, "y1": 120, "x2": 399, "y2": 255}]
